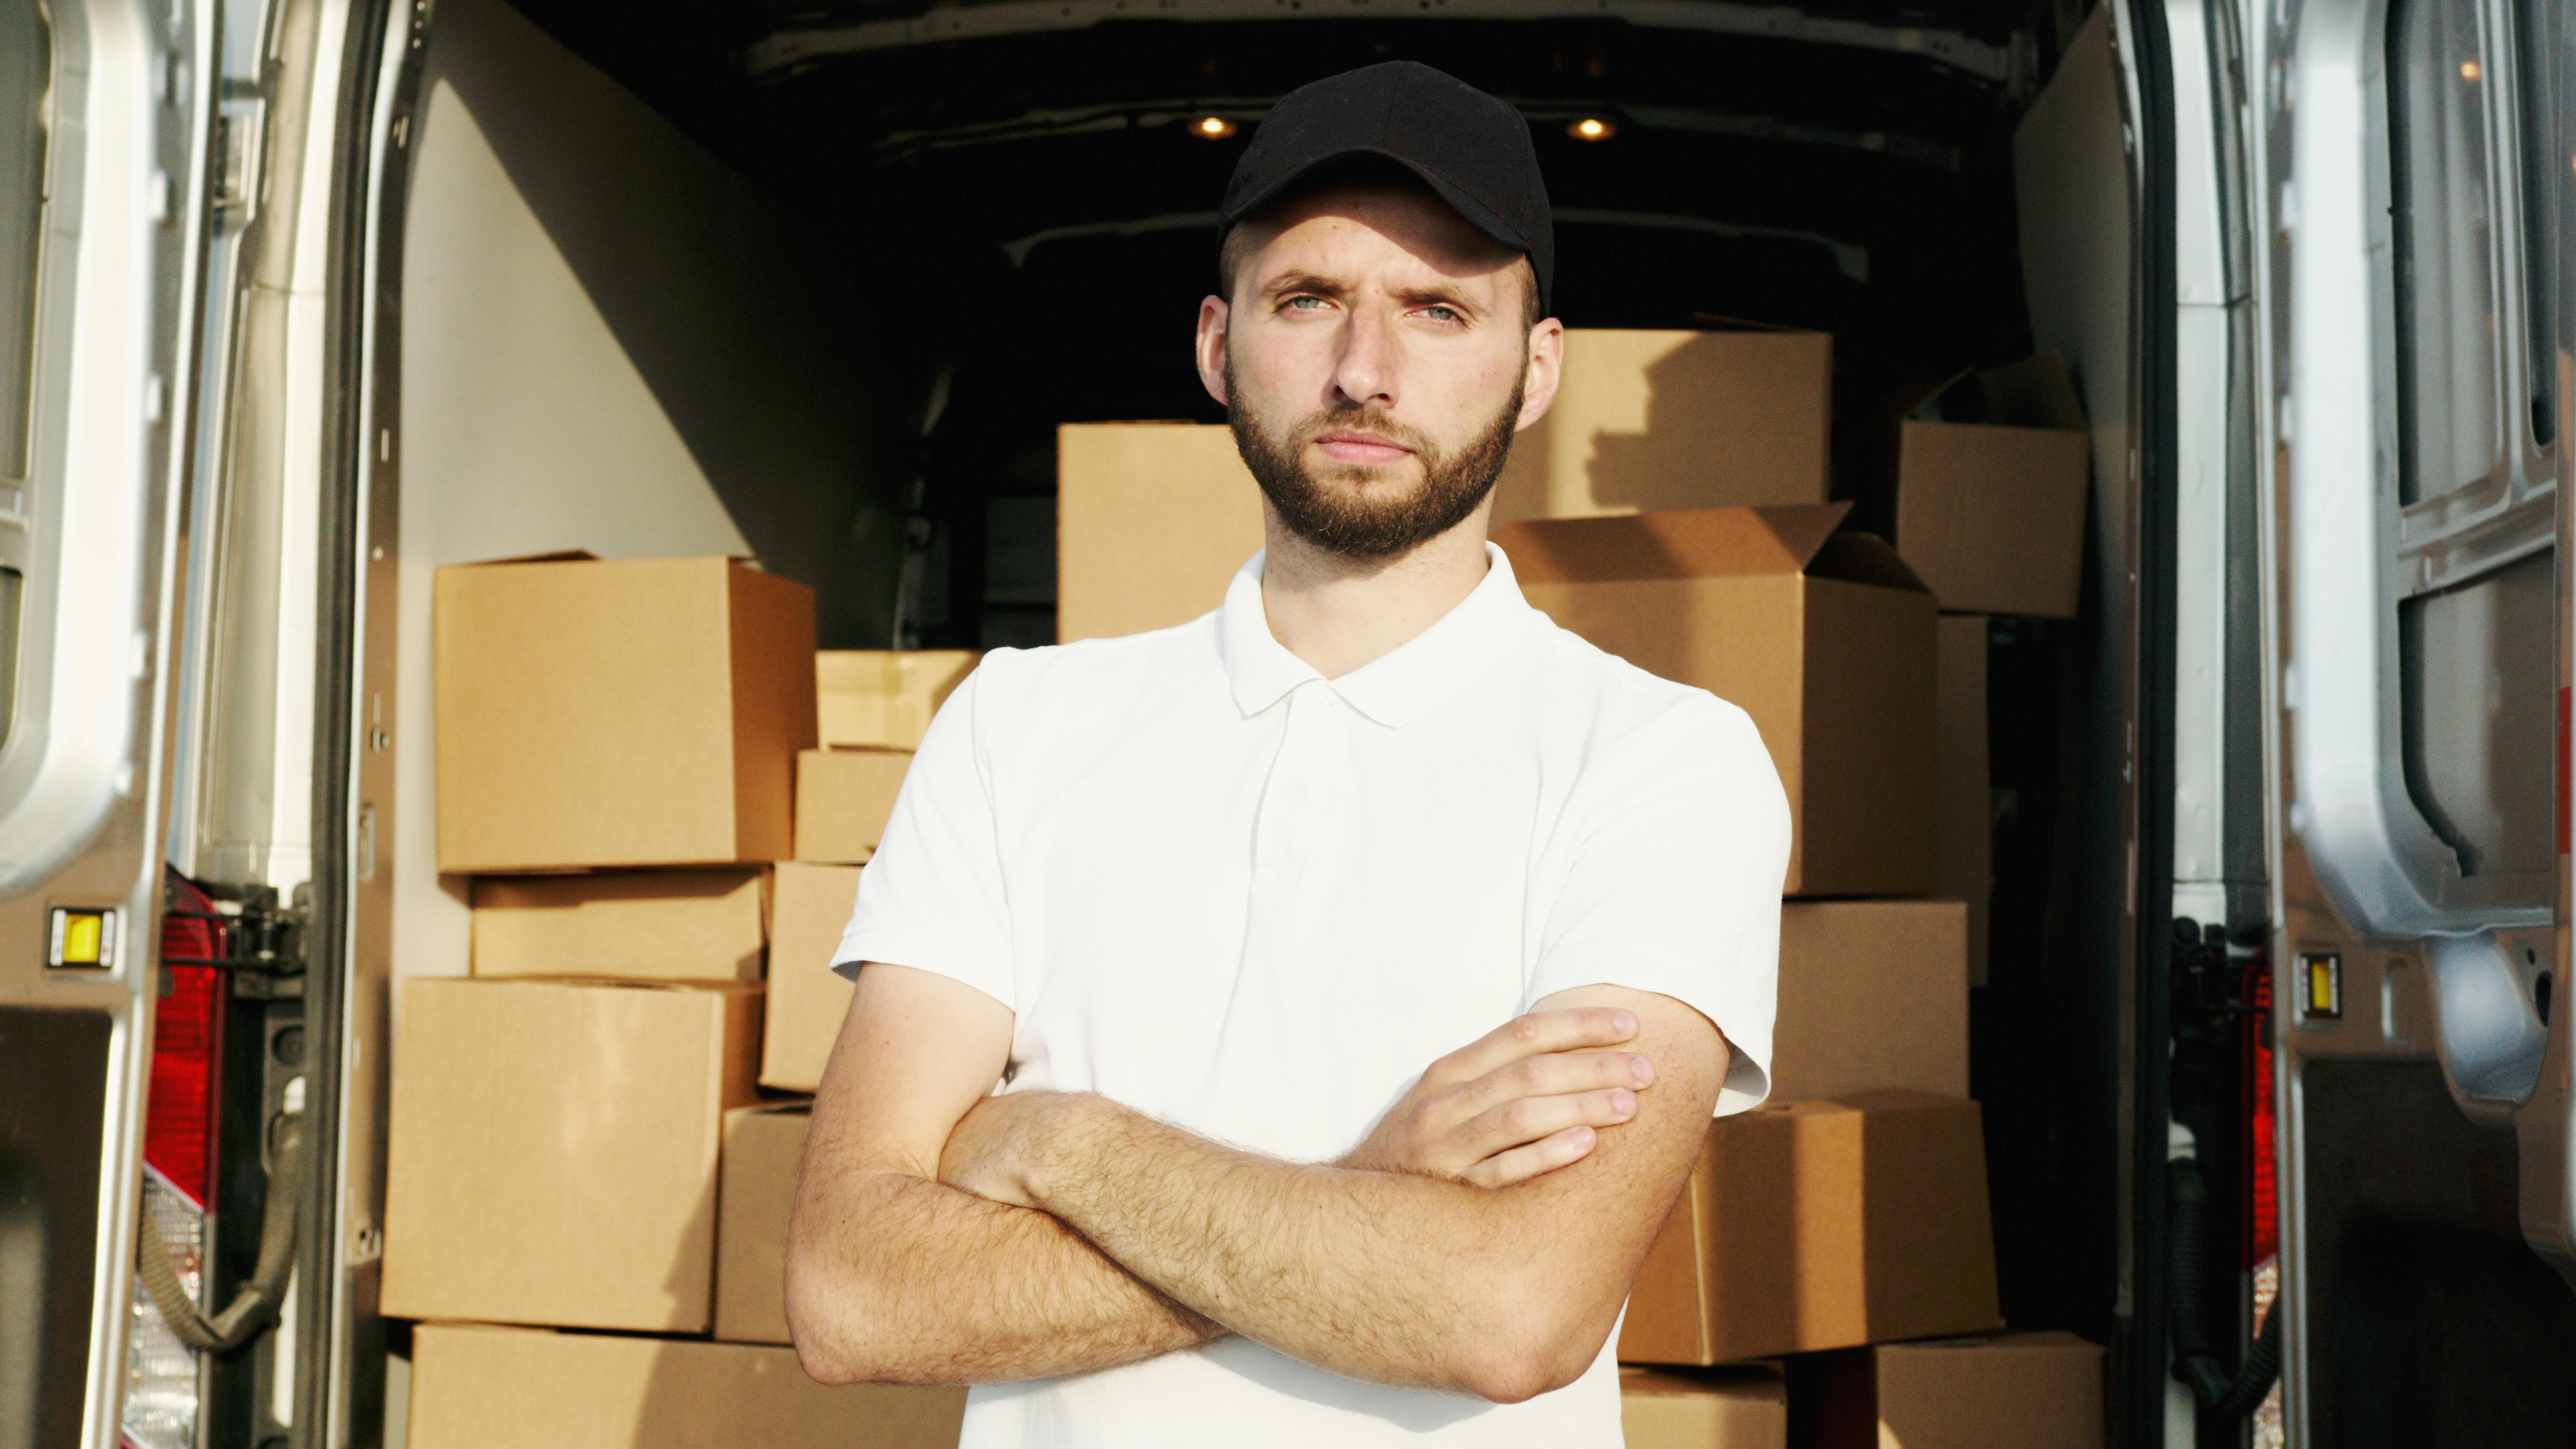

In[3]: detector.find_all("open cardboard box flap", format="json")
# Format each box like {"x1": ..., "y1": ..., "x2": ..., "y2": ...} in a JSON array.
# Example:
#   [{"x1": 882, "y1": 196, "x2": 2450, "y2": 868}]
[
  {"x1": 1498, "y1": 502, "x2": 1927, "y2": 595},
  {"x1": 454, "y1": 550, "x2": 778, "y2": 569},
  {"x1": 1498, "y1": 501, "x2": 1935, "y2": 896},
  {"x1": 448, "y1": 548, "x2": 601, "y2": 566},
  {"x1": 1806, "y1": 532, "x2": 1930, "y2": 592},
  {"x1": 1831, "y1": 351, "x2": 2090, "y2": 616},
  {"x1": 1963, "y1": 350, "x2": 2088, "y2": 431}
]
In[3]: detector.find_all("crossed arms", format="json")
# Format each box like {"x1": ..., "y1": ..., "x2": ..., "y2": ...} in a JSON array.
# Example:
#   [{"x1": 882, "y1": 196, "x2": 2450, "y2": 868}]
[{"x1": 782, "y1": 963, "x2": 1726, "y2": 1403}]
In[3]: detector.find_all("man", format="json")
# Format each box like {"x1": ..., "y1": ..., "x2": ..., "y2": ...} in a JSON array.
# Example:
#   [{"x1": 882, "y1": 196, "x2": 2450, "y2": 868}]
[{"x1": 786, "y1": 61, "x2": 1789, "y2": 1445}]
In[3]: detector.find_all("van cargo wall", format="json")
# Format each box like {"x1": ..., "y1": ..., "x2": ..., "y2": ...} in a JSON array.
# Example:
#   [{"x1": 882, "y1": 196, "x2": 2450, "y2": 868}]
[
  {"x1": 393, "y1": 0, "x2": 901, "y2": 984},
  {"x1": 2013, "y1": 24, "x2": 2138, "y2": 940},
  {"x1": 1992, "y1": 0, "x2": 2138, "y2": 1368},
  {"x1": 398, "y1": 0, "x2": 897, "y2": 604}
]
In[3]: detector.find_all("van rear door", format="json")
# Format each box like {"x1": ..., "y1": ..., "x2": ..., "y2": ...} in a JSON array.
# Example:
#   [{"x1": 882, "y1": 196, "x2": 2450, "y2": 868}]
[
  {"x1": 0, "y1": 3, "x2": 220, "y2": 1447},
  {"x1": 2262, "y1": 0, "x2": 2576, "y2": 1433}
]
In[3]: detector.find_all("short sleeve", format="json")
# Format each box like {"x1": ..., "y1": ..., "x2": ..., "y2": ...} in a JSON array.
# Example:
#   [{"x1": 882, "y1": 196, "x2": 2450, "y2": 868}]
[
  {"x1": 1525, "y1": 697, "x2": 1791, "y2": 1117},
  {"x1": 832, "y1": 662, "x2": 1016, "y2": 1012}
]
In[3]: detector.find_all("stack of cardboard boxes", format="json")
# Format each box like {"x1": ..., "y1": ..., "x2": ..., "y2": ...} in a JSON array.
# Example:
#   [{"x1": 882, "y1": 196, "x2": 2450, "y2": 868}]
[
  {"x1": 1059, "y1": 326, "x2": 2105, "y2": 1448},
  {"x1": 381, "y1": 553, "x2": 971, "y2": 1448},
  {"x1": 384, "y1": 324, "x2": 2100, "y2": 1446}
]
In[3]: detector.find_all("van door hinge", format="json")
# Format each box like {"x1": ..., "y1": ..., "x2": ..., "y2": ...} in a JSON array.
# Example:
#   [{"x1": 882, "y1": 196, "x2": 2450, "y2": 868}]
[
  {"x1": 162, "y1": 879, "x2": 309, "y2": 999},
  {"x1": 213, "y1": 96, "x2": 266, "y2": 227}
]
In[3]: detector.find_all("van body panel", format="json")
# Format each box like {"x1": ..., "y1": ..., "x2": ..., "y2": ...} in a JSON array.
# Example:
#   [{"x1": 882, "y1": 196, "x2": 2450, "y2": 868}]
[
  {"x1": 0, "y1": 2, "x2": 217, "y2": 1447},
  {"x1": 2257, "y1": 0, "x2": 2576, "y2": 1434}
]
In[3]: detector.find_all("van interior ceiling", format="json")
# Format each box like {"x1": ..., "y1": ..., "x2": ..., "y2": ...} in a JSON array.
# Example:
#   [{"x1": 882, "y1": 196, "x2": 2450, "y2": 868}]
[
  {"x1": 399, "y1": 0, "x2": 2122, "y2": 1355},
  {"x1": 462, "y1": 0, "x2": 2086, "y2": 650}
]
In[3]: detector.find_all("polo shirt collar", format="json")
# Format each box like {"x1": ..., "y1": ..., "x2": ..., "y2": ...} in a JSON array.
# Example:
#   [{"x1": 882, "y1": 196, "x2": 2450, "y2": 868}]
[{"x1": 1216, "y1": 543, "x2": 1535, "y2": 729}]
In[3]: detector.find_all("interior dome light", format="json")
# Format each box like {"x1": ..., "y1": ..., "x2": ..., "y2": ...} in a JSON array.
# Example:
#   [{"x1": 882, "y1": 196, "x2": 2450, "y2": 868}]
[
  {"x1": 1567, "y1": 117, "x2": 1617, "y2": 141},
  {"x1": 1193, "y1": 116, "x2": 1239, "y2": 139}
]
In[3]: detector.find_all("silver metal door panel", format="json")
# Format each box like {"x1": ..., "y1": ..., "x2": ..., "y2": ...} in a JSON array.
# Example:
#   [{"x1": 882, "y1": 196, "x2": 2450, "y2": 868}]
[
  {"x1": 0, "y1": 1, "x2": 216, "y2": 1446},
  {"x1": 2261, "y1": 0, "x2": 2565, "y2": 1165},
  {"x1": 2275, "y1": 0, "x2": 2555, "y2": 933},
  {"x1": 2256, "y1": 0, "x2": 2576, "y2": 1432}
]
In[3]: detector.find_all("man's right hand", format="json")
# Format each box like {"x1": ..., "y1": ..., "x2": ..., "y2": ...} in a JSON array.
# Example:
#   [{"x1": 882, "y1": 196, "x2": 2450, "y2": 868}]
[{"x1": 1340, "y1": 1008, "x2": 1658, "y2": 1188}]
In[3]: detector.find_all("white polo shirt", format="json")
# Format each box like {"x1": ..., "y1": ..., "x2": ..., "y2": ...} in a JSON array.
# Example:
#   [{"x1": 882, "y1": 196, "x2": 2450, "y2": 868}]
[{"x1": 835, "y1": 543, "x2": 1789, "y2": 1449}]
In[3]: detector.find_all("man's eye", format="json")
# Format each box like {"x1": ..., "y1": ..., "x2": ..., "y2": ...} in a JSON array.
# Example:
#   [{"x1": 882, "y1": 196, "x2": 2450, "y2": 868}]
[
  {"x1": 1284, "y1": 296, "x2": 1327, "y2": 311},
  {"x1": 1421, "y1": 306, "x2": 1461, "y2": 322}
]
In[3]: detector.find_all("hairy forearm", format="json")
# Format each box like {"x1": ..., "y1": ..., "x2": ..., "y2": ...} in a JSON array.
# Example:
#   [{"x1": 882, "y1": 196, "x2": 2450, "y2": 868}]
[
  {"x1": 785, "y1": 1163, "x2": 1221, "y2": 1385},
  {"x1": 1008, "y1": 1096, "x2": 1615, "y2": 1402}
]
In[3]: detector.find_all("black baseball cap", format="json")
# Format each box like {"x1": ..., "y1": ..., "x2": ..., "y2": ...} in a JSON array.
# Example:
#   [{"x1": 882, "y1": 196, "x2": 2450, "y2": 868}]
[{"x1": 1219, "y1": 62, "x2": 1554, "y2": 317}]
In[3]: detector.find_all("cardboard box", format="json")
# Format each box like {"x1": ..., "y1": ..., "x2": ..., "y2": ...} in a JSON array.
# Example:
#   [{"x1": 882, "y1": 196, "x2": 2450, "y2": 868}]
[
  {"x1": 795, "y1": 749, "x2": 911, "y2": 864},
  {"x1": 1057, "y1": 332, "x2": 1831, "y2": 640},
  {"x1": 381, "y1": 978, "x2": 760, "y2": 1332},
  {"x1": 1810, "y1": 1332, "x2": 2105, "y2": 1449},
  {"x1": 1935, "y1": 615, "x2": 1993, "y2": 985},
  {"x1": 1618, "y1": 1091, "x2": 2002, "y2": 1365},
  {"x1": 409, "y1": 1322, "x2": 966, "y2": 1449},
  {"x1": 1058, "y1": 423, "x2": 1266, "y2": 643},
  {"x1": 1495, "y1": 504, "x2": 1937, "y2": 896},
  {"x1": 1893, "y1": 422, "x2": 2090, "y2": 617},
  {"x1": 818, "y1": 650, "x2": 980, "y2": 750},
  {"x1": 716, "y1": 1103, "x2": 810, "y2": 1344},
  {"x1": 1774, "y1": 900, "x2": 1968, "y2": 1101},
  {"x1": 762, "y1": 862, "x2": 862, "y2": 1091},
  {"x1": 1875, "y1": 353, "x2": 2091, "y2": 620},
  {"x1": 1620, "y1": 1366, "x2": 1787, "y2": 1449},
  {"x1": 471, "y1": 869, "x2": 767, "y2": 983},
  {"x1": 435, "y1": 555, "x2": 816, "y2": 873},
  {"x1": 1491, "y1": 327, "x2": 1831, "y2": 527}
]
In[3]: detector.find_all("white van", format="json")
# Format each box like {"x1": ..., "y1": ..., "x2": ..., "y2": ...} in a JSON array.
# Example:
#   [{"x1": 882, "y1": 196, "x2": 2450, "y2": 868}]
[{"x1": 1, "y1": 0, "x2": 2567, "y2": 1442}]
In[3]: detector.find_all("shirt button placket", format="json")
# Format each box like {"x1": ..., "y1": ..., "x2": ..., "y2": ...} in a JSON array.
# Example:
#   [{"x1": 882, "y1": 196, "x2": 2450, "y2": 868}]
[{"x1": 1262, "y1": 685, "x2": 1331, "y2": 871}]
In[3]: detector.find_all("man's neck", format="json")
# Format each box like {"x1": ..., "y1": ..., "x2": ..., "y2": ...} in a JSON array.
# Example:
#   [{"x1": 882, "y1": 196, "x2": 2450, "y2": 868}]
[{"x1": 1258, "y1": 504, "x2": 1495, "y2": 680}]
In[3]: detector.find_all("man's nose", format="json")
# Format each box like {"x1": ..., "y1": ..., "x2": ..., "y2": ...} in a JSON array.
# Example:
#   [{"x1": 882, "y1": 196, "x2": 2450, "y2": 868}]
[{"x1": 1330, "y1": 306, "x2": 1397, "y2": 410}]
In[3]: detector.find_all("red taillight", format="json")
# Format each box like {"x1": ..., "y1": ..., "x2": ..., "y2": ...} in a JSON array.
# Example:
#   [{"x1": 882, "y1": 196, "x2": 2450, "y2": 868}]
[
  {"x1": 144, "y1": 965, "x2": 223, "y2": 1208},
  {"x1": 126, "y1": 874, "x2": 238, "y2": 1449},
  {"x1": 2243, "y1": 957, "x2": 2277, "y2": 1270},
  {"x1": 146, "y1": 876, "x2": 230, "y2": 1209}
]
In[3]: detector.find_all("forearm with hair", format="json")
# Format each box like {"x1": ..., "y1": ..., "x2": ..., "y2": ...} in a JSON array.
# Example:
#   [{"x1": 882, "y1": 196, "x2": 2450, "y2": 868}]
[
  {"x1": 1006, "y1": 1094, "x2": 1643, "y2": 1401},
  {"x1": 786, "y1": 1160, "x2": 1220, "y2": 1385},
  {"x1": 982, "y1": 988, "x2": 1724, "y2": 1402},
  {"x1": 1038, "y1": 1107, "x2": 1498, "y2": 1388}
]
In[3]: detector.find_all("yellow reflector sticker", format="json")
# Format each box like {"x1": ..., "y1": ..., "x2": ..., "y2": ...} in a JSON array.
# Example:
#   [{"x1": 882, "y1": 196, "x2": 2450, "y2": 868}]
[
  {"x1": 47, "y1": 907, "x2": 114, "y2": 969},
  {"x1": 2298, "y1": 951, "x2": 2342, "y2": 1020}
]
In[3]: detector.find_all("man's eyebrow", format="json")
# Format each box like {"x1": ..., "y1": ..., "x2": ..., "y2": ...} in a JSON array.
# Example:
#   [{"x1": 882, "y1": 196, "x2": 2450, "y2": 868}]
[
  {"x1": 1388, "y1": 284, "x2": 1485, "y2": 318},
  {"x1": 1260, "y1": 270, "x2": 1350, "y2": 300}
]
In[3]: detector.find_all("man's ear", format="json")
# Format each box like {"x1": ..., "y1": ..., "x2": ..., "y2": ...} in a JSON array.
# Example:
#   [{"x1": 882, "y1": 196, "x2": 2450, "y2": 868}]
[
  {"x1": 1196, "y1": 295, "x2": 1231, "y2": 407},
  {"x1": 1514, "y1": 316, "x2": 1566, "y2": 433}
]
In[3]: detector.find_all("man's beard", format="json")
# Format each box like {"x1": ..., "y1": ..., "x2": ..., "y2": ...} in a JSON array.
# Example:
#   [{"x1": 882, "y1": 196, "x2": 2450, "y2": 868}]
[{"x1": 1225, "y1": 358, "x2": 1522, "y2": 562}]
